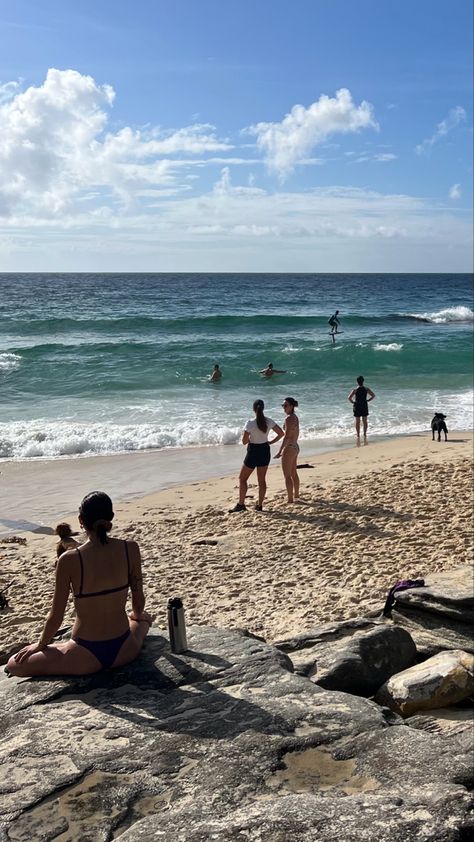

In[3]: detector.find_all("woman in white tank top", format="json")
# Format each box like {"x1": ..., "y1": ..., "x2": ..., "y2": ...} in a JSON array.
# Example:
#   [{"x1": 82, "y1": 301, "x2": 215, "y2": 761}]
[{"x1": 229, "y1": 399, "x2": 283, "y2": 513}]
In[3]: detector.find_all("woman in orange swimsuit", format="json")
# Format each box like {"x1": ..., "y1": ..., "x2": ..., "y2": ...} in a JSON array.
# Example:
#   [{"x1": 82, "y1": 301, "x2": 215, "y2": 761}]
[{"x1": 7, "y1": 491, "x2": 153, "y2": 677}]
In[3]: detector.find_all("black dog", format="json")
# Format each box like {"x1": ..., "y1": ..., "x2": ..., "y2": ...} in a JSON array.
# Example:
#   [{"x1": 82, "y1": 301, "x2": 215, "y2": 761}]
[{"x1": 431, "y1": 413, "x2": 448, "y2": 442}]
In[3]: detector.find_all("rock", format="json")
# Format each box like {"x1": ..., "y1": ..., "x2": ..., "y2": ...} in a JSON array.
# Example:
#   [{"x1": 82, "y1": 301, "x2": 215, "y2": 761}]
[
  {"x1": 375, "y1": 649, "x2": 474, "y2": 716},
  {"x1": 407, "y1": 706, "x2": 474, "y2": 741},
  {"x1": 0, "y1": 626, "x2": 473, "y2": 841},
  {"x1": 276, "y1": 619, "x2": 417, "y2": 697},
  {"x1": 392, "y1": 566, "x2": 474, "y2": 656}
]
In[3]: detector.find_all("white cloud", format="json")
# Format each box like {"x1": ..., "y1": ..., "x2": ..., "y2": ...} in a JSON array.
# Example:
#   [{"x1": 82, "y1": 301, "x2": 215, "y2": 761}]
[
  {"x1": 416, "y1": 106, "x2": 466, "y2": 154},
  {"x1": 247, "y1": 88, "x2": 378, "y2": 178},
  {"x1": 449, "y1": 183, "x2": 461, "y2": 200},
  {"x1": 0, "y1": 68, "x2": 232, "y2": 217},
  {"x1": 0, "y1": 79, "x2": 21, "y2": 104},
  {"x1": 374, "y1": 152, "x2": 397, "y2": 162}
]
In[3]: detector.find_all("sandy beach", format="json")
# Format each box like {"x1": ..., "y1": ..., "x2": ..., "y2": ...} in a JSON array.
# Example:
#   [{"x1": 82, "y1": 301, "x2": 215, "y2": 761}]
[{"x1": 0, "y1": 431, "x2": 472, "y2": 662}]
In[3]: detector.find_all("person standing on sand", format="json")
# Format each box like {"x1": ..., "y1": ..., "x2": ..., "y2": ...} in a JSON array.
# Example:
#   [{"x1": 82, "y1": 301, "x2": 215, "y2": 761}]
[
  {"x1": 260, "y1": 362, "x2": 286, "y2": 378},
  {"x1": 229, "y1": 399, "x2": 284, "y2": 513},
  {"x1": 348, "y1": 375, "x2": 375, "y2": 444},
  {"x1": 209, "y1": 364, "x2": 222, "y2": 382},
  {"x1": 7, "y1": 491, "x2": 153, "y2": 677},
  {"x1": 274, "y1": 397, "x2": 300, "y2": 503}
]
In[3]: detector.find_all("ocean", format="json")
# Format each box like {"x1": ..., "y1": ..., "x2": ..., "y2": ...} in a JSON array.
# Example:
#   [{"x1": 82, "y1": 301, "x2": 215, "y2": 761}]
[{"x1": 0, "y1": 273, "x2": 472, "y2": 462}]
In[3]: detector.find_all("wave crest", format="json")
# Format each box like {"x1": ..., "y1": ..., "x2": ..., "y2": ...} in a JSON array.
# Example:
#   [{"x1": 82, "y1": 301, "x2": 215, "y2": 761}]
[
  {"x1": 404, "y1": 306, "x2": 473, "y2": 324},
  {"x1": 373, "y1": 343, "x2": 403, "y2": 352},
  {"x1": 0, "y1": 352, "x2": 21, "y2": 373}
]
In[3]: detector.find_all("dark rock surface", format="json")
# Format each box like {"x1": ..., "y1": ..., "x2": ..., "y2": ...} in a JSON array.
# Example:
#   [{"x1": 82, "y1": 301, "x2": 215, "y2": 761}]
[
  {"x1": 275, "y1": 619, "x2": 417, "y2": 697},
  {"x1": 392, "y1": 566, "x2": 474, "y2": 656},
  {"x1": 1, "y1": 626, "x2": 473, "y2": 841}
]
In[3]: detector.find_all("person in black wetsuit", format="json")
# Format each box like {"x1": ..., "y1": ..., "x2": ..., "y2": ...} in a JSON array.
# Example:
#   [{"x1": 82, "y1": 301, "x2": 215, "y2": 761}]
[{"x1": 348, "y1": 375, "x2": 375, "y2": 444}]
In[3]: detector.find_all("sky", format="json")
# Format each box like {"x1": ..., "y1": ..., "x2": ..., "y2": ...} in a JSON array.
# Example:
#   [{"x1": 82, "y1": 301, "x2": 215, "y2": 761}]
[{"x1": 0, "y1": 0, "x2": 472, "y2": 272}]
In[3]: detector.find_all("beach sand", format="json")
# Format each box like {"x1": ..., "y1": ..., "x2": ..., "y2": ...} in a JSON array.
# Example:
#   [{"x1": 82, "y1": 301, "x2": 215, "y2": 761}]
[{"x1": 0, "y1": 432, "x2": 472, "y2": 661}]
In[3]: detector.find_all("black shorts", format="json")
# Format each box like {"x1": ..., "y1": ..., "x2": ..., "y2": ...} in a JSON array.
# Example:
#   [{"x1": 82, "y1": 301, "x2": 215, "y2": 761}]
[
  {"x1": 244, "y1": 442, "x2": 271, "y2": 469},
  {"x1": 353, "y1": 408, "x2": 369, "y2": 418}
]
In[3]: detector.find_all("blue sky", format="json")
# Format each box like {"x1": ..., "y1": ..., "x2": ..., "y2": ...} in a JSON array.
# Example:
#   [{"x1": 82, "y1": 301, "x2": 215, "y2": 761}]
[{"x1": 0, "y1": 0, "x2": 472, "y2": 271}]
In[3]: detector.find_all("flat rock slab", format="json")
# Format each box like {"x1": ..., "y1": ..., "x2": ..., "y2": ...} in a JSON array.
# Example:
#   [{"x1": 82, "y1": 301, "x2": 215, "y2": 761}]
[
  {"x1": 1, "y1": 626, "x2": 473, "y2": 841},
  {"x1": 392, "y1": 566, "x2": 474, "y2": 656}
]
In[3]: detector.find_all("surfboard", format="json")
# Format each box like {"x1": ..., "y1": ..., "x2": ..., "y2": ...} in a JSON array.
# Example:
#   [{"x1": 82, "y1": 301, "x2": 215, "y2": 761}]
[{"x1": 328, "y1": 332, "x2": 344, "y2": 335}]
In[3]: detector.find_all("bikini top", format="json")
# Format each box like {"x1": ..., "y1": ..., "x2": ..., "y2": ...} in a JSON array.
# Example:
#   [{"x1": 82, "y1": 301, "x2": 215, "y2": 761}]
[{"x1": 74, "y1": 540, "x2": 131, "y2": 599}]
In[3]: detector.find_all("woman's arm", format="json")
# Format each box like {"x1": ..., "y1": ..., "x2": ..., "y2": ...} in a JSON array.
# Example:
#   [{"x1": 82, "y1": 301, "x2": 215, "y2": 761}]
[
  {"x1": 274, "y1": 416, "x2": 296, "y2": 457},
  {"x1": 367, "y1": 387, "x2": 376, "y2": 401},
  {"x1": 268, "y1": 423, "x2": 284, "y2": 446},
  {"x1": 14, "y1": 556, "x2": 72, "y2": 661},
  {"x1": 128, "y1": 541, "x2": 146, "y2": 620},
  {"x1": 242, "y1": 430, "x2": 250, "y2": 445},
  {"x1": 348, "y1": 388, "x2": 356, "y2": 403}
]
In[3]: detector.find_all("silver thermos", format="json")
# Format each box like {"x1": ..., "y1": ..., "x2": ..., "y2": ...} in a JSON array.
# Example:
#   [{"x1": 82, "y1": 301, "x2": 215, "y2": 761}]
[{"x1": 167, "y1": 597, "x2": 188, "y2": 653}]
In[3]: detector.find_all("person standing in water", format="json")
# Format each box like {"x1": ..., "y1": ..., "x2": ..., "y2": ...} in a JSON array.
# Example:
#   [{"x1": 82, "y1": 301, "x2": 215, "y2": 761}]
[
  {"x1": 209, "y1": 364, "x2": 222, "y2": 382},
  {"x1": 229, "y1": 399, "x2": 284, "y2": 512},
  {"x1": 348, "y1": 375, "x2": 375, "y2": 444},
  {"x1": 274, "y1": 397, "x2": 300, "y2": 503}
]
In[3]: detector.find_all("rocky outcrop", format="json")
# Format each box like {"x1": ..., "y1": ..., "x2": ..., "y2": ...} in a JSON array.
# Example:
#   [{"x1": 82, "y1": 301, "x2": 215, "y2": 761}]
[
  {"x1": 277, "y1": 623, "x2": 416, "y2": 697},
  {"x1": 375, "y1": 649, "x2": 474, "y2": 717},
  {"x1": 1, "y1": 626, "x2": 473, "y2": 841},
  {"x1": 391, "y1": 566, "x2": 474, "y2": 656}
]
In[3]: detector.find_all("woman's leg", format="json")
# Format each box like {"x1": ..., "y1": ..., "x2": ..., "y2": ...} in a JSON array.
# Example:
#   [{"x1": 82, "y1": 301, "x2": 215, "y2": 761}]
[
  {"x1": 238, "y1": 465, "x2": 254, "y2": 505},
  {"x1": 255, "y1": 466, "x2": 268, "y2": 507},
  {"x1": 112, "y1": 613, "x2": 154, "y2": 668},
  {"x1": 355, "y1": 416, "x2": 361, "y2": 439},
  {"x1": 292, "y1": 460, "x2": 300, "y2": 499},
  {"x1": 6, "y1": 640, "x2": 102, "y2": 678},
  {"x1": 362, "y1": 416, "x2": 368, "y2": 437},
  {"x1": 281, "y1": 448, "x2": 298, "y2": 502}
]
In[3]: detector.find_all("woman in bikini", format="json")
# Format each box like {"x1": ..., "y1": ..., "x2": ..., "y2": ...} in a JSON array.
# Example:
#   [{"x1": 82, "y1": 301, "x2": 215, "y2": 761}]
[
  {"x1": 7, "y1": 491, "x2": 153, "y2": 677},
  {"x1": 275, "y1": 397, "x2": 300, "y2": 503}
]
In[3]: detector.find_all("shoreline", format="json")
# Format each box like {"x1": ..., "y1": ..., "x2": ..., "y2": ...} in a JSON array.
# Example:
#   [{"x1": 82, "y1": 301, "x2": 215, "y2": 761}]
[
  {"x1": 0, "y1": 431, "x2": 395, "y2": 536},
  {"x1": 1, "y1": 430, "x2": 472, "y2": 660},
  {"x1": 2, "y1": 428, "x2": 472, "y2": 536}
]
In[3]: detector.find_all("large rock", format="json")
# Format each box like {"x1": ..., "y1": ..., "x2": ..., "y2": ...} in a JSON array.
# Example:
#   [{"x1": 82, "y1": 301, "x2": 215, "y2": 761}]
[
  {"x1": 1, "y1": 626, "x2": 473, "y2": 841},
  {"x1": 392, "y1": 566, "x2": 474, "y2": 656},
  {"x1": 276, "y1": 619, "x2": 417, "y2": 697},
  {"x1": 375, "y1": 649, "x2": 474, "y2": 717}
]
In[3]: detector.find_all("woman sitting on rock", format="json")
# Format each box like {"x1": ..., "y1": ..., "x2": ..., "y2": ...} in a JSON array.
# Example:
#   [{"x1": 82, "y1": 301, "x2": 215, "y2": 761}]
[{"x1": 7, "y1": 491, "x2": 153, "y2": 677}]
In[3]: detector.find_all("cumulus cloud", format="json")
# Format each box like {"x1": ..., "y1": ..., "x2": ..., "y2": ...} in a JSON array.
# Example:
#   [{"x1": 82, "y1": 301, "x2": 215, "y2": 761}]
[
  {"x1": 0, "y1": 68, "x2": 232, "y2": 217},
  {"x1": 247, "y1": 88, "x2": 378, "y2": 178},
  {"x1": 0, "y1": 79, "x2": 21, "y2": 104},
  {"x1": 416, "y1": 106, "x2": 466, "y2": 155},
  {"x1": 449, "y1": 183, "x2": 461, "y2": 200}
]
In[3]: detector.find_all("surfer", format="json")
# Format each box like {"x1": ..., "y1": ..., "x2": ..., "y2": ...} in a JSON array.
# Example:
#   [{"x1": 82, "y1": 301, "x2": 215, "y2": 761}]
[
  {"x1": 328, "y1": 310, "x2": 341, "y2": 342},
  {"x1": 260, "y1": 363, "x2": 287, "y2": 378}
]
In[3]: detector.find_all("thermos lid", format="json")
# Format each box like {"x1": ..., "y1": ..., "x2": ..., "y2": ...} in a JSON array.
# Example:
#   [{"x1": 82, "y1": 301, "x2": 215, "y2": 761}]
[{"x1": 168, "y1": 597, "x2": 183, "y2": 609}]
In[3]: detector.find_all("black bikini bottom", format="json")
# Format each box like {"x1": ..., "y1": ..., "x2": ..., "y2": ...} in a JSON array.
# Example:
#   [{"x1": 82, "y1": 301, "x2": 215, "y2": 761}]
[{"x1": 72, "y1": 628, "x2": 131, "y2": 669}]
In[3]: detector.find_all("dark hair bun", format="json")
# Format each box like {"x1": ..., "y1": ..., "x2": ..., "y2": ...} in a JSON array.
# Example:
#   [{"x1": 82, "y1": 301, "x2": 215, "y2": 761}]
[{"x1": 79, "y1": 492, "x2": 114, "y2": 543}]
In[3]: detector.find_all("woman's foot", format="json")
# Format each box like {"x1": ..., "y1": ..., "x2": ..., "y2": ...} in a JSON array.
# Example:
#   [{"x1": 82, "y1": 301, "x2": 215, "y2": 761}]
[
  {"x1": 255, "y1": 504, "x2": 263, "y2": 511},
  {"x1": 229, "y1": 503, "x2": 246, "y2": 513}
]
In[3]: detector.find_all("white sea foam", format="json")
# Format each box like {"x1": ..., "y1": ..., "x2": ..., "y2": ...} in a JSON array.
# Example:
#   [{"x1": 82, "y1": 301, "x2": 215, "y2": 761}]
[
  {"x1": 0, "y1": 419, "x2": 242, "y2": 459},
  {"x1": 406, "y1": 306, "x2": 473, "y2": 324},
  {"x1": 0, "y1": 352, "x2": 21, "y2": 372},
  {"x1": 373, "y1": 343, "x2": 403, "y2": 352}
]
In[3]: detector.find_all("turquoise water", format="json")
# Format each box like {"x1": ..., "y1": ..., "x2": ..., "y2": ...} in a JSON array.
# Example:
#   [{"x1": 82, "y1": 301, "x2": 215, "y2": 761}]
[{"x1": 0, "y1": 273, "x2": 472, "y2": 459}]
